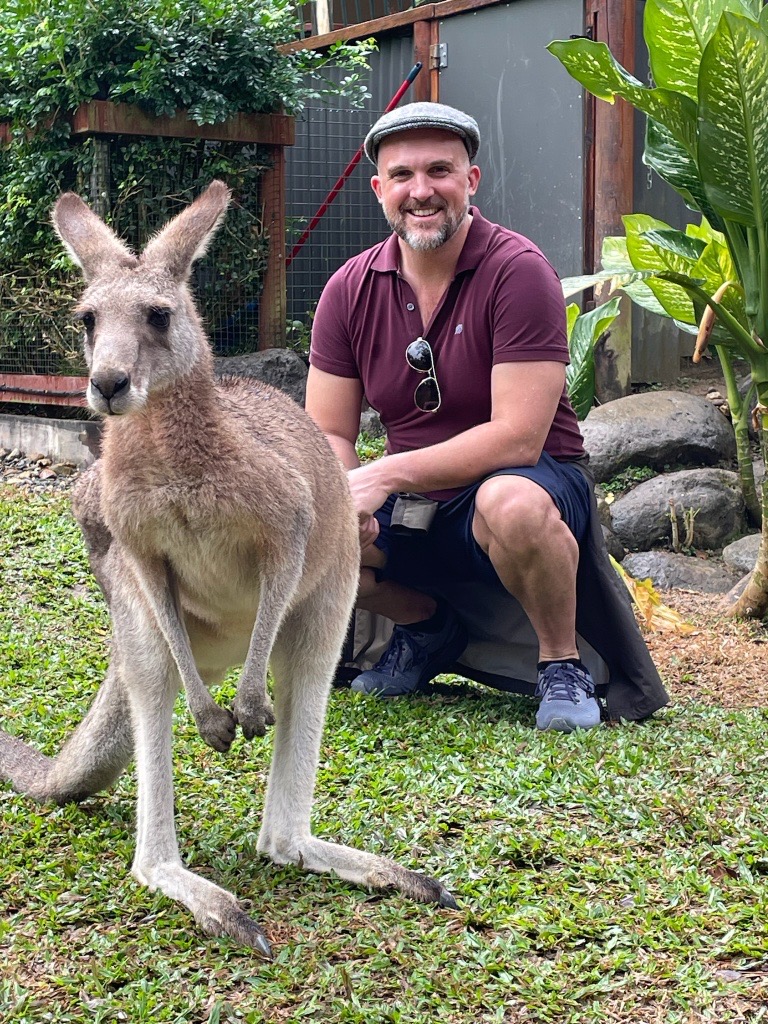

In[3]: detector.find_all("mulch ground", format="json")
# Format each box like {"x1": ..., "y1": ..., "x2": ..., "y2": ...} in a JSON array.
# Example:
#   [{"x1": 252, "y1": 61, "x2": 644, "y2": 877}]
[{"x1": 640, "y1": 589, "x2": 768, "y2": 711}]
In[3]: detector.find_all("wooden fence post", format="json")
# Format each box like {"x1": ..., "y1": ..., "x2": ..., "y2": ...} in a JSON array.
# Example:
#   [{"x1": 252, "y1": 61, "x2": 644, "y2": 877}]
[{"x1": 588, "y1": 0, "x2": 635, "y2": 400}]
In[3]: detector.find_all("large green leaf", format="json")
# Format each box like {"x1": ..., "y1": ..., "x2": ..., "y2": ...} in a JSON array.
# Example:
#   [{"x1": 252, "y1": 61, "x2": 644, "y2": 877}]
[
  {"x1": 560, "y1": 269, "x2": 652, "y2": 300},
  {"x1": 643, "y1": 118, "x2": 726, "y2": 229},
  {"x1": 566, "y1": 296, "x2": 623, "y2": 419},
  {"x1": 624, "y1": 215, "x2": 698, "y2": 322},
  {"x1": 762, "y1": 5, "x2": 768, "y2": 32},
  {"x1": 698, "y1": 12, "x2": 768, "y2": 228},
  {"x1": 641, "y1": 228, "x2": 708, "y2": 262},
  {"x1": 547, "y1": 38, "x2": 698, "y2": 154},
  {"x1": 601, "y1": 235, "x2": 671, "y2": 318},
  {"x1": 690, "y1": 238, "x2": 749, "y2": 342},
  {"x1": 645, "y1": 0, "x2": 755, "y2": 100}
]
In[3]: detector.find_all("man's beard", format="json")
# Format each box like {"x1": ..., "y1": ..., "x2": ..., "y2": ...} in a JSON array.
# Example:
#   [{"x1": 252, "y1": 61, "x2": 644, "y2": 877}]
[{"x1": 385, "y1": 201, "x2": 468, "y2": 252}]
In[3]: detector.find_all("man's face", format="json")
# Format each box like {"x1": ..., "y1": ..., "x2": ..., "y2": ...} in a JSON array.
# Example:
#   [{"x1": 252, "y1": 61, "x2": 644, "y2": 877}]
[{"x1": 371, "y1": 130, "x2": 481, "y2": 252}]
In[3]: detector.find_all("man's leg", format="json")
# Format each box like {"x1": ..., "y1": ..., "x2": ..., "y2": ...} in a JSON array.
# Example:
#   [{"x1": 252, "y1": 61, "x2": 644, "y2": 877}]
[
  {"x1": 472, "y1": 473, "x2": 600, "y2": 731},
  {"x1": 349, "y1": 534, "x2": 467, "y2": 698}
]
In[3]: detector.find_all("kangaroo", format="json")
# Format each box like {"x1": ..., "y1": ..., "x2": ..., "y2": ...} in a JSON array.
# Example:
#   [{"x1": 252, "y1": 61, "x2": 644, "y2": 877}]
[{"x1": 0, "y1": 181, "x2": 455, "y2": 955}]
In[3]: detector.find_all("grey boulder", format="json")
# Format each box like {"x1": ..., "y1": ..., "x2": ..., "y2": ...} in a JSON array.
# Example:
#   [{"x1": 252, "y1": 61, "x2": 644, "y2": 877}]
[
  {"x1": 581, "y1": 391, "x2": 736, "y2": 483},
  {"x1": 610, "y1": 468, "x2": 746, "y2": 551},
  {"x1": 214, "y1": 349, "x2": 308, "y2": 406}
]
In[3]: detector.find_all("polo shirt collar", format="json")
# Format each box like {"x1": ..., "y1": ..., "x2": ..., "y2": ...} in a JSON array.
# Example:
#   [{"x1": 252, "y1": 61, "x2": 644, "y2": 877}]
[{"x1": 370, "y1": 206, "x2": 492, "y2": 275}]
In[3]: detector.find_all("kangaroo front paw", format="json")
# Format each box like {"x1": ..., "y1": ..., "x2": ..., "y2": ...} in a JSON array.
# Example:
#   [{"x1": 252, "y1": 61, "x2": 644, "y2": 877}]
[
  {"x1": 232, "y1": 695, "x2": 276, "y2": 740},
  {"x1": 194, "y1": 702, "x2": 237, "y2": 752}
]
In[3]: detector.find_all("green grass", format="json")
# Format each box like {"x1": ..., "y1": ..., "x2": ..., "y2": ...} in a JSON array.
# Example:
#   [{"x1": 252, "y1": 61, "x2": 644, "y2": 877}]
[{"x1": 2, "y1": 486, "x2": 768, "y2": 1023}]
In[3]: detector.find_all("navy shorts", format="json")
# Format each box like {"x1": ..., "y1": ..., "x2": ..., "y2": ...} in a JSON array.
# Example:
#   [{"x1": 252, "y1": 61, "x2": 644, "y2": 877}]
[{"x1": 373, "y1": 452, "x2": 592, "y2": 593}]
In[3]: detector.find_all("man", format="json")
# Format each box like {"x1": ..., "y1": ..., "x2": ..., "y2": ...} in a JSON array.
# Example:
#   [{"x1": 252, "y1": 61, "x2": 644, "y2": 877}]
[{"x1": 305, "y1": 102, "x2": 667, "y2": 731}]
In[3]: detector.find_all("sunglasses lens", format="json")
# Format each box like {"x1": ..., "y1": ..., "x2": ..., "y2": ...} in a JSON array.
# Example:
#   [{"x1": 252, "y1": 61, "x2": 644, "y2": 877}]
[
  {"x1": 406, "y1": 338, "x2": 433, "y2": 372},
  {"x1": 415, "y1": 376, "x2": 440, "y2": 412}
]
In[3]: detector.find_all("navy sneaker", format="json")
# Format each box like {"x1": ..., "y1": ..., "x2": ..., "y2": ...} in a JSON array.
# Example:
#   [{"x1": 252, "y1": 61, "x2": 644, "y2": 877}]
[
  {"x1": 535, "y1": 662, "x2": 601, "y2": 732},
  {"x1": 351, "y1": 607, "x2": 468, "y2": 698}
]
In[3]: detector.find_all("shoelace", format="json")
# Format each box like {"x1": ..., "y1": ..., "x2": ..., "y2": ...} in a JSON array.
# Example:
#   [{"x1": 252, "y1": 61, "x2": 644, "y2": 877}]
[
  {"x1": 536, "y1": 665, "x2": 594, "y2": 704},
  {"x1": 373, "y1": 629, "x2": 422, "y2": 674}
]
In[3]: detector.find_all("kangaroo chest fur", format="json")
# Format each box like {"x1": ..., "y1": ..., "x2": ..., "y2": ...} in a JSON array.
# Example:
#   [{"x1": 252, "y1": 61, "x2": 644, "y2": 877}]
[{"x1": 98, "y1": 398, "x2": 314, "y2": 640}]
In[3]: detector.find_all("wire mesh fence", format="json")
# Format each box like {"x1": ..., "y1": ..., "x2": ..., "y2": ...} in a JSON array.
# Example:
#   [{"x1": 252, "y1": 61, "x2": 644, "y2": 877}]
[
  {"x1": 0, "y1": 134, "x2": 273, "y2": 380},
  {"x1": 285, "y1": 36, "x2": 417, "y2": 347}
]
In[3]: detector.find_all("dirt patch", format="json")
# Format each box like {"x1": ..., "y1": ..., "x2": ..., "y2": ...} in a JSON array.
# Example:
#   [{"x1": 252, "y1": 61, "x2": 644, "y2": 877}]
[{"x1": 641, "y1": 588, "x2": 768, "y2": 710}]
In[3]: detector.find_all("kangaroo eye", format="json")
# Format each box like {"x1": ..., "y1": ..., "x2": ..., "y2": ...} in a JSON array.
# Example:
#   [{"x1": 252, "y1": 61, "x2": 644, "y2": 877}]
[
  {"x1": 79, "y1": 311, "x2": 95, "y2": 331},
  {"x1": 148, "y1": 308, "x2": 171, "y2": 330}
]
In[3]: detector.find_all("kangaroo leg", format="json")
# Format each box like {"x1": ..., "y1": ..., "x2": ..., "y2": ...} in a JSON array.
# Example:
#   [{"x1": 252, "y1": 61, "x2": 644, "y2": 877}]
[
  {"x1": 122, "y1": 550, "x2": 237, "y2": 753},
  {"x1": 232, "y1": 553, "x2": 306, "y2": 740},
  {"x1": 257, "y1": 583, "x2": 457, "y2": 909},
  {"x1": 0, "y1": 663, "x2": 133, "y2": 804},
  {"x1": 117, "y1": 601, "x2": 272, "y2": 957}
]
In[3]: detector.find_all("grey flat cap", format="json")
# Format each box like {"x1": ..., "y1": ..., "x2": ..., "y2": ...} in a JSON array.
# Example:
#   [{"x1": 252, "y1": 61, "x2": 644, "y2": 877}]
[{"x1": 364, "y1": 102, "x2": 480, "y2": 164}]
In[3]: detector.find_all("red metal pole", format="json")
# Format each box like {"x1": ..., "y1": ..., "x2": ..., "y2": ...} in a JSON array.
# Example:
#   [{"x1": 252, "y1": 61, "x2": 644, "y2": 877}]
[{"x1": 285, "y1": 62, "x2": 423, "y2": 267}]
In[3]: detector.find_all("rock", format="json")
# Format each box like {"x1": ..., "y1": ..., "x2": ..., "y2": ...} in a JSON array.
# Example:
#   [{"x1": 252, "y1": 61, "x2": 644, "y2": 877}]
[
  {"x1": 7, "y1": 447, "x2": 21, "y2": 461},
  {"x1": 213, "y1": 349, "x2": 308, "y2": 406},
  {"x1": 622, "y1": 551, "x2": 742, "y2": 593},
  {"x1": 602, "y1": 525, "x2": 625, "y2": 562},
  {"x1": 359, "y1": 409, "x2": 385, "y2": 439},
  {"x1": 26, "y1": 451, "x2": 46, "y2": 464},
  {"x1": 610, "y1": 468, "x2": 746, "y2": 551},
  {"x1": 581, "y1": 391, "x2": 736, "y2": 483},
  {"x1": 594, "y1": 487, "x2": 613, "y2": 530},
  {"x1": 38, "y1": 468, "x2": 57, "y2": 481},
  {"x1": 722, "y1": 534, "x2": 760, "y2": 575},
  {"x1": 51, "y1": 463, "x2": 77, "y2": 477}
]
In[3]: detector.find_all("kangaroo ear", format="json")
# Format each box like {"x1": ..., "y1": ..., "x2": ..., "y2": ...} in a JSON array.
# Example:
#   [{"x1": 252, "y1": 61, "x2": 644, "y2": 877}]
[
  {"x1": 141, "y1": 180, "x2": 230, "y2": 281},
  {"x1": 52, "y1": 193, "x2": 137, "y2": 281}
]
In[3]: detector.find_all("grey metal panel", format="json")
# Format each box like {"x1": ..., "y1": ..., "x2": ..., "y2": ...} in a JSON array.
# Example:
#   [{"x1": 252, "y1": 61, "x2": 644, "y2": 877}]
[
  {"x1": 631, "y1": 0, "x2": 695, "y2": 382},
  {"x1": 438, "y1": 0, "x2": 585, "y2": 278},
  {"x1": 285, "y1": 35, "x2": 416, "y2": 323}
]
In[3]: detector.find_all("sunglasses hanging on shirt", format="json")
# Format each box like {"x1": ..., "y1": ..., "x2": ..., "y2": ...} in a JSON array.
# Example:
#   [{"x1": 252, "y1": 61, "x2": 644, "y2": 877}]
[{"x1": 405, "y1": 336, "x2": 441, "y2": 413}]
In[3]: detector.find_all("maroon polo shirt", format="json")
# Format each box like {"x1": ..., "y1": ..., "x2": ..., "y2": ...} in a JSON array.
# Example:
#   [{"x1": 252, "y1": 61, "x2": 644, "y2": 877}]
[{"x1": 310, "y1": 207, "x2": 585, "y2": 487}]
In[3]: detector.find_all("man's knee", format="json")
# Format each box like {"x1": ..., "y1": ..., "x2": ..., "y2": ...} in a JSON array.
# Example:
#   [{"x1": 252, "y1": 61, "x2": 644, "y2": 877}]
[{"x1": 472, "y1": 475, "x2": 563, "y2": 553}]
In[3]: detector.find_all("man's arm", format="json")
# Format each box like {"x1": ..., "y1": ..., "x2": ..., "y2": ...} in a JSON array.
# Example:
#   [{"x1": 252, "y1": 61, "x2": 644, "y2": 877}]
[
  {"x1": 305, "y1": 365, "x2": 365, "y2": 471},
  {"x1": 345, "y1": 359, "x2": 565, "y2": 517}
]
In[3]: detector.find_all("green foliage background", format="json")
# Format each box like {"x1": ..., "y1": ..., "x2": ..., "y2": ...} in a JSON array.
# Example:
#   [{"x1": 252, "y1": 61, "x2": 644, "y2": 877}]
[{"x1": 0, "y1": 0, "x2": 372, "y2": 370}]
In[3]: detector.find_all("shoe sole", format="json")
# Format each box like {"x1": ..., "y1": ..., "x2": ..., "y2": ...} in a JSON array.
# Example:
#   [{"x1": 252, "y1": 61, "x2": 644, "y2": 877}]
[{"x1": 537, "y1": 716, "x2": 601, "y2": 732}]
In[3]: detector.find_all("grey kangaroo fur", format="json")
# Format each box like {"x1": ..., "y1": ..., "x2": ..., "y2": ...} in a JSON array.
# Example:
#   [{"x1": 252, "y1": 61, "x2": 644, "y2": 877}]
[{"x1": 0, "y1": 181, "x2": 455, "y2": 954}]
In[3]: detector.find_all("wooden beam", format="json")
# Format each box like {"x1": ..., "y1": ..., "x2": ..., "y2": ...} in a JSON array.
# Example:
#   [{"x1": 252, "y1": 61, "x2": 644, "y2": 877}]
[
  {"x1": 281, "y1": 5, "x2": 436, "y2": 51},
  {"x1": 70, "y1": 101, "x2": 295, "y2": 146},
  {"x1": 316, "y1": 0, "x2": 331, "y2": 36},
  {"x1": 412, "y1": 20, "x2": 433, "y2": 103},
  {"x1": 0, "y1": 374, "x2": 88, "y2": 408},
  {"x1": 259, "y1": 146, "x2": 287, "y2": 350},
  {"x1": 590, "y1": 0, "x2": 635, "y2": 401}
]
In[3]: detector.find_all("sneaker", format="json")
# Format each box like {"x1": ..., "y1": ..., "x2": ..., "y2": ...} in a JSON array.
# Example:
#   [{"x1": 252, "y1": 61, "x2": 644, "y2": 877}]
[
  {"x1": 351, "y1": 607, "x2": 468, "y2": 698},
  {"x1": 535, "y1": 662, "x2": 601, "y2": 732}
]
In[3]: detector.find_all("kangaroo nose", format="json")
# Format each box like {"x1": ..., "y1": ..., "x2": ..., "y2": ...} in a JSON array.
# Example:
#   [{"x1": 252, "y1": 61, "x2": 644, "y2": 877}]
[{"x1": 91, "y1": 371, "x2": 131, "y2": 401}]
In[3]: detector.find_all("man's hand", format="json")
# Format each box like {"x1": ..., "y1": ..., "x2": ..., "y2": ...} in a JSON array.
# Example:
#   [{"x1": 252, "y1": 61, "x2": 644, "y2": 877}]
[
  {"x1": 347, "y1": 461, "x2": 396, "y2": 553},
  {"x1": 347, "y1": 461, "x2": 395, "y2": 519},
  {"x1": 357, "y1": 511, "x2": 380, "y2": 552}
]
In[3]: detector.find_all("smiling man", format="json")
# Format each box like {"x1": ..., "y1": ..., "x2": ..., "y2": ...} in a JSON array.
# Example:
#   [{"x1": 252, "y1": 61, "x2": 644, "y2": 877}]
[{"x1": 305, "y1": 102, "x2": 667, "y2": 732}]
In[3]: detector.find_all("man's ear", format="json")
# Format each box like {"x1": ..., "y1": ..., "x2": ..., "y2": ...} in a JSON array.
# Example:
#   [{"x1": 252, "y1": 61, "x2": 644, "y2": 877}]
[
  {"x1": 370, "y1": 175, "x2": 384, "y2": 204},
  {"x1": 468, "y1": 165, "x2": 481, "y2": 197}
]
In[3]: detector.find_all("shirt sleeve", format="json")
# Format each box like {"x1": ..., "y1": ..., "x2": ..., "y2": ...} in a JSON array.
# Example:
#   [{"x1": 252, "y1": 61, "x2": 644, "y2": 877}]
[
  {"x1": 308, "y1": 269, "x2": 361, "y2": 379},
  {"x1": 491, "y1": 250, "x2": 569, "y2": 365}
]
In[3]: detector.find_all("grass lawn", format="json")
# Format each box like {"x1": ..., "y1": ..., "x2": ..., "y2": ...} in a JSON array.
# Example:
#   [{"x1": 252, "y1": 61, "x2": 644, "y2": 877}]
[{"x1": 1, "y1": 485, "x2": 768, "y2": 1023}]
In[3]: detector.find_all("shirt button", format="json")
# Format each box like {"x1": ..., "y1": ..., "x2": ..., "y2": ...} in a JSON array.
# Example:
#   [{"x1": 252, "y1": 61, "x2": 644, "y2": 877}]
[{"x1": 406, "y1": 303, "x2": 415, "y2": 311}]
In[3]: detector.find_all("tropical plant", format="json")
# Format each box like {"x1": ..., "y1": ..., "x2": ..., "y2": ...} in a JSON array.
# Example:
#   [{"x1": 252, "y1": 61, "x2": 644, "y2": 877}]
[
  {"x1": 565, "y1": 296, "x2": 623, "y2": 420},
  {"x1": 549, "y1": 0, "x2": 768, "y2": 619},
  {"x1": 565, "y1": 213, "x2": 761, "y2": 525}
]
